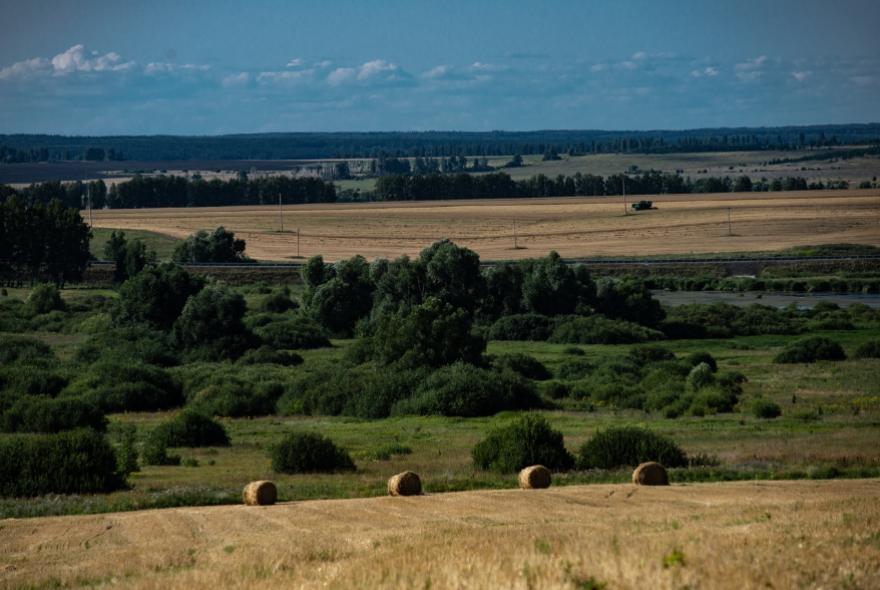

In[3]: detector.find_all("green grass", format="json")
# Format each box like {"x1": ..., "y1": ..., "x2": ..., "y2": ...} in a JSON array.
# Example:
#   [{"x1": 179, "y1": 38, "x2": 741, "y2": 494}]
[{"x1": 89, "y1": 227, "x2": 181, "y2": 260}]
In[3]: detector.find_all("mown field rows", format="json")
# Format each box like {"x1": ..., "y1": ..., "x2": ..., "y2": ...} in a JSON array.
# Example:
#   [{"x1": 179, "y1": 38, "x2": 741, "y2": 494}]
[
  {"x1": 2, "y1": 479, "x2": 878, "y2": 589},
  {"x1": 86, "y1": 189, "x2": 880, "y2": 262}
]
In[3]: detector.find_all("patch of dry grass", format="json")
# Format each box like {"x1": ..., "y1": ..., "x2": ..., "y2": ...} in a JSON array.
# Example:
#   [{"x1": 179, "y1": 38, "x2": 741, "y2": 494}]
[{"x1": 1, "y1": 480, "x2": 878, "y2": 589}]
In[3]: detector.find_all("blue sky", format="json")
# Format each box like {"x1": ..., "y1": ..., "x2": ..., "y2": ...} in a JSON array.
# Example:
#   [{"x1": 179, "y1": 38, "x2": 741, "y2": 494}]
[{"x1": 0, "y1": 0, "x2": 878, "y2": 134}]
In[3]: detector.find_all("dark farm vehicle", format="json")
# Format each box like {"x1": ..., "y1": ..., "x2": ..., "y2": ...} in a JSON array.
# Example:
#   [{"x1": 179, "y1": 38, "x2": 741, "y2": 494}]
[{"x1": 631, "y1": 200, "x2": 654, "y2": 211}]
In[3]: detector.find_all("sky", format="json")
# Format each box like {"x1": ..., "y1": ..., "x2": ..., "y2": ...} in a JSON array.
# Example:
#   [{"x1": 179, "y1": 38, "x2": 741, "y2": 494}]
[{"x1": 0, "y1": 0, "x2": 878, "y2": 135}]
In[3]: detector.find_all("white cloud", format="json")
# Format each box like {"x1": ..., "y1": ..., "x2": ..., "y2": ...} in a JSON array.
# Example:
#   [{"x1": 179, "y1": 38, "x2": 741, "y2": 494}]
[
  {"x1": 357, "y1": 59, "x2": 397, "y2": 80},
  {"x1": 632, "y1": 51, "x2": 647, "y2": 61},
  {"x1": 286, "y1": 58, "x2": 304, "y2": 68},
  {"x1": 0, "y1": 57, "x2": 49, "y2": 80},
  {"x1": 470, "y1": 61, "x2": 505, "y2": 72},
  {"x1": 327, "y1": 67, "x2": 356, "y2": 85},
  {"x1": 618, "y1": 60, "x2": 638, "y2": 70},
  {"x1": 590, "y1": 63, "x2": 607, "y2": 73},
  {"x1": 735, "y1": 55, "x2": 768, "y2": 71},
  {"x1": 422, "y1": 64, "x2": 452, "y2": 79},
  {"x1": 51, "y1": 44, "x2": 134, "y2": 75},
  {"x1": 257, "y1": 69, "x2": 314, "y2": 83},
  {"x1": 222, "y1": 72, "x2": 250, "y2": 87},
  {"x1": 691, "y1": 66, "x2": 719, "y2": 78},
  {"x1": 791, "y1": 70, "x2": 811, "y2": 82},
  {"x1": 145, "y1": 62, "x2": 210, "y2": 75}
]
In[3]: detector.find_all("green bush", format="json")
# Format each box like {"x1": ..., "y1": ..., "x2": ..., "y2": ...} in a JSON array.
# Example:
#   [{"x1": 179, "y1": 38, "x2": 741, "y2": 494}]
[
  {"x1": 487, "y1": 314, "x2": 553, "y2": 341},
  {"x1": 64, "y1": 362, "x2": 183, "y2": 412},
  {"x1": 262, "y1": 286, "x2": 299, "y2": 313},
  {"x1": 141, "y1": 436, "x2": 181, "y2": 466},
  {"x1": 74, "y1": 327, "x2": 179, "y2": 367},
  {"x1": 0, "y1": 367, "x2": 68, "y2": 409},
  {"x1": 549, "y1": 315, "x2": 664, "y2": 345},
  {"x1": 173, "y1": 284, "x2": 257, "y2": 361},
  {"x1": 270, "y1": 432, "x2": 356, "y2": 474},
  {"x1": 392, "y1": 363, "x2": 541, "y2": 417},
  {"x1": 26, "y1": 284, "x2": 66, "y2": 315},
  {"x1": 148, "y1": 411, "x2": 229, "y2": 448},
  {"x1": 114, "y1": 423, "x2": 139, "y2": 476},
  {"x1": 490, "y1": 353, "x2": 551, "y2": 380},
  {"x1": 189, "y1": 380, "x2": 283, "y2": 417},
  {"x1": 0, "y1": 430, "x2": 122, "y2": 496},
  {"x1": 628, "y1": 345, "x2": 674, "y2": 365},
  {"x1": 751, "y1": 399, "x2": 782, "y2": 419},
  {"x1": 556, "y1": 358, "x2": 594, "y2": 380},
  {"x1": 254, "y1": 316, "x2": 332, "y2": 349},
  {"x1": 114, "y1": 264, "x2": 205, "y2": 330},
  {"x1": 0, "y1": 336, "x2": 55, "y2": 364},
  {"x1": 685, "y1": 351, "x2": 717, "y2": 372},
  {"x1": 237, "y1": 345, "x2": 303, "y2": 366},
  {"x1": 577, "y1": 427, "x2": 687, "y2": 469},
  {"x1": 538, "y1": 380, "x2": 571, "y2": 399},
  {"x1": 686, "y1": 362, "x2": 715, "y2": 391},
  {"x1": 774, "y1": 337, "x2": 847, "y2": 364},
  {"x1": 853, "y1": 340, "x2": 880, "y2": 359},
  {"x1": 1, "y1": 397, "x2": 106, "y2": 433},
  {"x1": 471, "y1": 414, "x2": 574, "y2": 473}
]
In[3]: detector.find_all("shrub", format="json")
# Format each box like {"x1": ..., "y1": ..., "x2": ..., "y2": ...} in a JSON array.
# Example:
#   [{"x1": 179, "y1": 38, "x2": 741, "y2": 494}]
[
  {"x1": 0, "y1": 336, "x2": 55, "y2": 364},
  {"x1": 685, "y1": 351, "x2": 717, "y2": 372},
  {"x1": 0, "y1": 430, "x2": 122, "y2": 496},
  {"x1": 148, "y1": 411, "x2": 229, "y2": 448},
  {"x1": 577, "y1": 427, "x2": 687, "y2": 469},
  {"x1": 471, "y1": 414, "x2": 574, "y2": 473},
  {"x1": 538, "y1": 380, "x2": 570, "y2": 399},
  {"x1": 853, "y1": 340, "x2": 880, "y2": 359},
  {"x1": 774, "y1": 337, "x2": 847, "y2": 364},
  {"x1": 628, "y1": 345, "x2": 674, "y2": 365},
  {"x1": 237, "y1": 345, "x2": 303, "y2": 366},
  {"x1": 751, "y1": 399, "x2": 782, "y2": 419},
  {"x1": 262, "y1": 287, "x2": 299, "y2": 313},
  {"x1": 549, "y1": 315, "x2": 664, "y2": 345},
  {"x1": 141, "y1": 436, "x2": 181, "y2": 466},
  {"x1": 359, "y1": 298, "x2": 485, "y2": 368},
  {"x1": 392, "y1": 363, "x2": 541, "y2": 417},
  {"x1": 487, "y1": 314, "x2": 553, "y2": 341},
  {"x1": 26, "y1": 284, "x2": 66, "y2": 315},
  {"x1": 64, "y1": 362, "x2": 183, "y2": 412},
  {"x1": 74, "y1": 327, "x2": 179, "y2": 367},
  {"x1": 270, "y1": 432, "x2": 356, "y2": 474},
  {"x1": 686, "y1": 362, "x2": 715, "y2": 391},
  {"x1": 254, "y1": 316, "x2": 332, "y2": 349},
  {"x1": 114, "y1": 423, "x2": 139, "y2": 476},
  {"x1": 0, "y1": 366, "x2": 68, "y2": 405},
  {"x1": 173, "y1": 284, "x2": 257, "y2": 361},
  {"x1": 114, "y1": 264, "x2": 205, "y2": 330},
  {"x1": 1, "y1": 397, "x2": 107, "y2": 433},
  {"x1": 189, "y1": 380, "x2": 283, "y2": 417},
  {"x1": 490, "y1": 353, "x2": 551, "y2": 380},
  {"x1": 556, "y1": 358, "x2": 594, "y2": 380}
]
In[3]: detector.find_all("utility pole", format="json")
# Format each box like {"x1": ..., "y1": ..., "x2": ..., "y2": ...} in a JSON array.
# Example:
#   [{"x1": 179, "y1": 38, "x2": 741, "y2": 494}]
[
  {"x1": 297, "y1": 227, "x2": 301, "y2": 258},
  {"x1": 513, "y1": 220, "x2": 518, "y2": 249},
  {"x1": 278, "y1": 193, "x2": 284, "y2": 232},
  {"x1": 622, "y1": 175, "x2": 627, "y2": 215},
  {"x1": 727, "y1": 207, "x2": 732, "y2": 236}
]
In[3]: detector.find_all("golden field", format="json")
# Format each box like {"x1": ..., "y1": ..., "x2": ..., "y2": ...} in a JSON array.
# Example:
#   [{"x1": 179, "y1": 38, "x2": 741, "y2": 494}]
[
  {"x1": 2, "y1": 479, "x2": 878, "y2": 589},
  {"x1": 87, "y1": 189, "x2": 880, "y2": 262}
]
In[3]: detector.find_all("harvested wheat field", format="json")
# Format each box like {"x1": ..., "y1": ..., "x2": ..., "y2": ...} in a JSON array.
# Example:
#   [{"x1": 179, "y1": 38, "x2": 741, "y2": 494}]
[
  {"x1": 2, "y1": 480, "x2": 878, "y2": 589},
  {"x1": 87, "y1": 189, "x2": 880, "y2": 261}
]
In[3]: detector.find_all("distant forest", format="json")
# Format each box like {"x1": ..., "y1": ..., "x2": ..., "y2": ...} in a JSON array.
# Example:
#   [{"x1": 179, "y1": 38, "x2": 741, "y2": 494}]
[
  {"x1": 1, "y1": 170, "x2": 847, "y2": 210},
  {"x1": 2, "y1": 123, "x2": 880, "y2": 162}
]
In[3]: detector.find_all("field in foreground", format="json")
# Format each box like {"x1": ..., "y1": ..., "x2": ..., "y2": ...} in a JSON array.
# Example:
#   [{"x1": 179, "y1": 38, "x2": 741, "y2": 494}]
[
  {"x1": 87, "y1": 189, "x2": 880, "y2": 261},
  {"x1": 1, "y1": 479, "x2": 878, "y2": 589}
]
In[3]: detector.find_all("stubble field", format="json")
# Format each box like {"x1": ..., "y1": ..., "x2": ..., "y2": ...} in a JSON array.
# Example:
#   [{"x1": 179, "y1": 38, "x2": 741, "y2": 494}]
[
  {"x1": 2, "y1": 479, "x2": 878, "y2": 589},
  {"x1": 87, "y1": 189, "x2": 880, "y2": 262}
]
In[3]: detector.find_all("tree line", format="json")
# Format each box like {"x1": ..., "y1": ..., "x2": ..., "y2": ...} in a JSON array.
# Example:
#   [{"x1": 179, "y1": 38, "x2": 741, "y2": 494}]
[
  {"x1": 2, "y1": 124, "x2": 879, "y2": 161},
  {"x1": 371, "y1": 171, "x2": 847, "y2": 201}
]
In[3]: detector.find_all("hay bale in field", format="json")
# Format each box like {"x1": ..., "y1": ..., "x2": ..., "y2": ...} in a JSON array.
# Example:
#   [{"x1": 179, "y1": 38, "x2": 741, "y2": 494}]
[
  {"x1": 518, "y1": 465, "x2": 552, "y2": 489},
  {"x1": 387, "y1": 471, "x2": 422, "y2": 496},
  {"x1": 632, "y1": 462, "x2": 669, "y2": 486},
  {"x1": 243, "y1": 480, "x2": 277, "y2": 505}
]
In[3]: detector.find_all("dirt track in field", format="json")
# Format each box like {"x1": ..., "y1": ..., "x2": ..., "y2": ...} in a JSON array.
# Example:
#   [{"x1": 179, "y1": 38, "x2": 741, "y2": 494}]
[
  {"x1": 2, "y1": 479, "x2": 878, "y2": 589},
  {"x1": 87, "y1": 189, "x2": 880, "y2": 262}
]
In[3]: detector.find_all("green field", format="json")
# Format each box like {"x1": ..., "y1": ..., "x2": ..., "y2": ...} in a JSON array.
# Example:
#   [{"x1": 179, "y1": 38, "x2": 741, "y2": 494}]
[
  {"x1": 89, "y1": 227, "x2": 181, "y2": 260},
  {"x1": 3, "y1": 318, "x2": 878, "y2": 519}
]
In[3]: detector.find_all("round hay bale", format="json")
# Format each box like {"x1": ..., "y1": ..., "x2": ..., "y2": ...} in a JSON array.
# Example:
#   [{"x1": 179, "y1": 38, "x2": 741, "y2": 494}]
[
  {"x1": 242, "y1": 480, "x2": 277, "y2": 505},
  {"x1": 632, "y1": 462, "x2": 669, "y2": 486},
  {"x1": 387, "y1": 471, "x2": 422, "y2": 496},
  {"x1": 518, "y1": 465, "x2": 552, "y2": 489}
]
